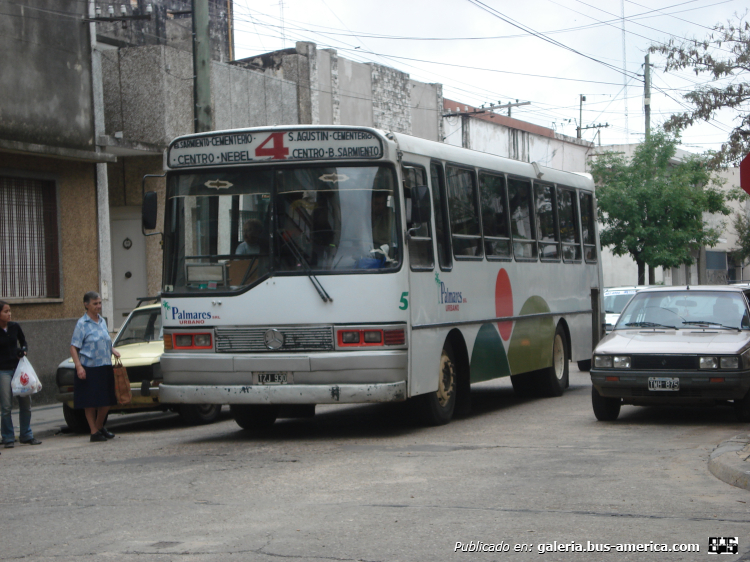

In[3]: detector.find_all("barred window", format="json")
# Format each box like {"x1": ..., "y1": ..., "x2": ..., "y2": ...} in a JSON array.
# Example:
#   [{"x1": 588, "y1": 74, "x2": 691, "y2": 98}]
[{"x1": 0, "y1": 177, "x2": 60, "y2": 298}]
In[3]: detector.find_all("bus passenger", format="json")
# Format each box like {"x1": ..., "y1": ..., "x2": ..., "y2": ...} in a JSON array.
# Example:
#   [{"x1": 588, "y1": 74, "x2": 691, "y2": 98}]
[{"x1": 236, "y1": 219, "x2": 267, "y2": 255}]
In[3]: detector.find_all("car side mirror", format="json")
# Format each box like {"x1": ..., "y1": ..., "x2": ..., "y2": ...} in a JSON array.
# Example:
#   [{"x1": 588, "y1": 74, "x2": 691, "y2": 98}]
[
  {"x1": 410, "y1": 185, "x2": 431, "y2": 224},
  {"x1": 142, "y1": 191, "x2": 158, "y2": 231}
]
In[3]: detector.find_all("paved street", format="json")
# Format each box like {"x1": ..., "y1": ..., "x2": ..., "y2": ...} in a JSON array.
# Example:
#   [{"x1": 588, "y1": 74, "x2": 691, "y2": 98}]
[{"x1": 3, "y1": 365, "x2": 749, "y2": 561}]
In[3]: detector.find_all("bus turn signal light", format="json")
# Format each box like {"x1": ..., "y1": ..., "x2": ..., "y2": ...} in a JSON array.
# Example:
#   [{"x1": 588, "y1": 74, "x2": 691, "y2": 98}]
[{"x1": 163, "y1": 334, "x2": 173, "y2": 350}]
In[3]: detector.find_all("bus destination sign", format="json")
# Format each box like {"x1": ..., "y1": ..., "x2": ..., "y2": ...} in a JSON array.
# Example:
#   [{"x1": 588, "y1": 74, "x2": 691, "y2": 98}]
[{"x1": 168, "y1": 129, "x2": 383, "y2": 168}]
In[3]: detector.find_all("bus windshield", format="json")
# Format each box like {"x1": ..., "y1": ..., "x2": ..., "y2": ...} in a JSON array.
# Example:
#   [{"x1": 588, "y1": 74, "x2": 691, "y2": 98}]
[{"x1": 163, "y1": 165, "x2": 400, "y2": 292}]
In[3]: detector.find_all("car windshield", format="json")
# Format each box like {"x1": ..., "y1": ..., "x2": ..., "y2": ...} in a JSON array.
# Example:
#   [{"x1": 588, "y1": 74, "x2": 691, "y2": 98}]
[
  {"x1": 616, "y1": 291, "x2": 750, "y2": 330},
  {"x1": 163, "y1": 165, "x2": 400, "y2": 293},
  {"x1": 604, "y1": 291, "x2": 635, "y2": 314},
  {"x1": 114, "y1": 308, "x2": 163, "y2": 346}
]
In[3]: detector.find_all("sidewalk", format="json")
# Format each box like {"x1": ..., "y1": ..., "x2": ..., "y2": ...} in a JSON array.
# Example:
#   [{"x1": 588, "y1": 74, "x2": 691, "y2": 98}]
[
  {"x1": 708, "y1": 434, "x2": 750, "y2": 491},
  {"x1": 2, "y1": 403, "x2": 177, "y2": 443}
]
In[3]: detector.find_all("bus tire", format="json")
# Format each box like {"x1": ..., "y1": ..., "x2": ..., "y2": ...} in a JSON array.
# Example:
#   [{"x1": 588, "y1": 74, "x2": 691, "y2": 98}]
[
  {"x1": 577, "y1": 359, "x2": 591, "y2": 372},
  {"x1": 178, "y1": 404, "x2": 221, "y2": 425},
  {"x1": 592, "y1": 386, "x2": 621, "y2": 421},
  {"x1": 510, "y1": 372, "x2": 536, "y2": 396},
  {"x1": 231, "y1": 404, "x2": 279, "y2": 430},
  {"x1": 542, "y1": 325, "x2": 569, "y2": 397},
  {"x1": 62, "y1": 403, "x2": 89, "y2": 434},
  {"x1": 416, "y1": 342, "x2": 457, "y2": 426}
]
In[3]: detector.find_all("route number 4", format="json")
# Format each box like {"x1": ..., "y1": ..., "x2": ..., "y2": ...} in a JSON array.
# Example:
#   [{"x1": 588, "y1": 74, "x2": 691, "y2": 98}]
[{"x1": 255, "y1": 132, "x2": 289, "y2": 160}]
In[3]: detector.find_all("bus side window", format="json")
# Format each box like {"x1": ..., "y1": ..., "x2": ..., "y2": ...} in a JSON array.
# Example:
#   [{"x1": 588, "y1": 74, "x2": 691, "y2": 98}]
[
  {"x1": 479, "y1": 172, "x2": 511, "y2": 259},
  {"x1": 508, "y1": 178, "x2": 537, "y2": 260},
  {"x1": 558, "y1": 188, "x2": 581, "y2": 261},
  {"x1": 535, "y1": 183, "x2": 559, "y2": 261},
  {"x1": 446, "y1": 165, "x2": 483, "y2": 259},
  {"x1": 430, "y1": 162, "x2": 453, "y2": 270},
  {"x1": 403, "y1": 164, "x2": 434, "y2": 271},
  {"x1": 580, "y1": 191, "x2": 597, "y2": 262}
]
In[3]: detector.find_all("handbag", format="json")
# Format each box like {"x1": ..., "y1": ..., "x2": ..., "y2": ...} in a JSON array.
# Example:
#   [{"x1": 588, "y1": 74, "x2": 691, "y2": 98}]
[
  {"x1": 11, "y1": 357, "x2": 42, "y2": 396},
  {"x1": 112, "y1": 357, "x2": 132, "y2": 405}
]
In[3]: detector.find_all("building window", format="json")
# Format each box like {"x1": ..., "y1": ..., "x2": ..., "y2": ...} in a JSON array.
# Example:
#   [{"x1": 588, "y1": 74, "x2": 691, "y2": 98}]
[
  {"x1": 0, "y1": 176, "x2": 60, "y2": 298},
  {"x1": 705, "y1": 251, "x2": 727, "y2": 271}
]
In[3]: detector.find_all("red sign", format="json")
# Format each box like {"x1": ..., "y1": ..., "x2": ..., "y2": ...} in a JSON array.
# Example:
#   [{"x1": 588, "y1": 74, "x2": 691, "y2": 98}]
[{"x1": 741, "y1": 153, "x2": 750, "y2": 196}]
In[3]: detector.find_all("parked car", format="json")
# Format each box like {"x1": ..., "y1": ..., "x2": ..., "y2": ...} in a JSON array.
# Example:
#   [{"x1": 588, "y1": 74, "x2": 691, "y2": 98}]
[
  {"x1": 56, "y1": 303, "x2": 221, "y2": 432},
  {"x1": 590, "y1": 285, "x2": 750, "y2": 422},
  {"x1": 603, "y1": 286, "x2": 648, "y2": 332}
]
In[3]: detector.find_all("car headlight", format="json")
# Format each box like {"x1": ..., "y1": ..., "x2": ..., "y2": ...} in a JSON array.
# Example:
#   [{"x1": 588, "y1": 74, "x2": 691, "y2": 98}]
[
  {"x1": 613, "y1": 356, "x2": 631, "y2": 368},
  {"x1": 720, "y1": 356, "x2": 739, "y2": 369},
  {"x1": 594, "y1": 355, "x2": 613, "y2": 368},
  {"x1": 699, "y1": 356, "x2": 718, "y2": 369}
]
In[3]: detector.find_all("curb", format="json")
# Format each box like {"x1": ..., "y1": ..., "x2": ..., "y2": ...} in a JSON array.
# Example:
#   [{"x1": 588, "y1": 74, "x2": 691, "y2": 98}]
[{"x1": 708, "y1": 434, "x2": 750, "y2": 491}]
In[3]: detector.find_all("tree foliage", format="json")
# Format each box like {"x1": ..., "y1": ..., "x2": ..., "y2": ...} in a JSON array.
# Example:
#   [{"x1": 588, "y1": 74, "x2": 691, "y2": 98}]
[
  {"x1": 731, "y1": 211, "x2": 750, "y2": 265},
  {"x1": 590, "y1": 130, "x2": 730, "y2": 283},
  {"x1": 650, "y1": 15, "x2": 750, "y2": 167}
]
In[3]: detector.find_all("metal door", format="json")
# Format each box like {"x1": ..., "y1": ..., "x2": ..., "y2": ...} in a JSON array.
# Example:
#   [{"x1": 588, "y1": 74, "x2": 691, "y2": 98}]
[{"x1": 110, "y1": 207, "x2": 148, "y2": 330}]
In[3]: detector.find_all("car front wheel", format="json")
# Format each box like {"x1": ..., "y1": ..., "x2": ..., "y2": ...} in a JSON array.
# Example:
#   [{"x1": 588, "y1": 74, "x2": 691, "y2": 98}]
[
  {"x1": 592, "y1": 386, "x2": 621, "y2": 421},
  {"x1": 178, "y1": 404, "x2": 222, "y2": 425}
]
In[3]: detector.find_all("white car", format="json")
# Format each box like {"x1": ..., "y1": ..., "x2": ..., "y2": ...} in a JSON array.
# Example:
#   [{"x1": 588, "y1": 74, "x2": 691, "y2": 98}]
[{"x1": 603, "y1": 286, "x2": 649, "y2": 332}]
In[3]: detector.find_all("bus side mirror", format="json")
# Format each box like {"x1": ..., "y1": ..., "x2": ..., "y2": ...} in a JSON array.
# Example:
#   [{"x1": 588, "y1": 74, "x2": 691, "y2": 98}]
[
  {"x1": 410, "y1": 185, "x2": 431, "y2": 224},
  {"x1": 142, "y1": 191, "x2": 158, "y2": 231}
]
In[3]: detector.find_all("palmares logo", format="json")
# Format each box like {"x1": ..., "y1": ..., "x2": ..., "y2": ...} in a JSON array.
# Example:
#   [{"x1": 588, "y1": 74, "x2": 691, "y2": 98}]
[
  {"x1": 170, "y1": 306, "x2": 213, "y2": 325},
  {"x1": 435, "y1": 273, "x2": 467, "y2": 312}
]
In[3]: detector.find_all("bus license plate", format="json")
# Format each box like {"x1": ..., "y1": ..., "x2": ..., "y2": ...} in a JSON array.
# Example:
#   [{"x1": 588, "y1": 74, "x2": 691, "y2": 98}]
[
  {"x1": 648, "y1": 377, "x2": 679, "y2": 391},
  {"x1": 254, "y1": 372, "x2": 292, "y2": 385}
]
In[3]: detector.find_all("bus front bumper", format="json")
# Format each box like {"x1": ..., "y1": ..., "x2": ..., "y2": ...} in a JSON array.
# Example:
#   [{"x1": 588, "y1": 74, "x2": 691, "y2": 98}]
[
  {"x1": 159, "y1": 350, "x2": 408, "y2": 404},
  {"x1": 159, "y1": 381, "x2": 407, "y2": 404}
]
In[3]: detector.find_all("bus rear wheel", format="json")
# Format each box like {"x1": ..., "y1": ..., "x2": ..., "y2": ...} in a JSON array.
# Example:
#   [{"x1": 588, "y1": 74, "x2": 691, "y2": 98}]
[
  {"x1": 416, "y1": 342, "x2": 457, "y2": 426},
  {"x1": 542, "y1": 325, "x2": 569, "y2": 396},
  {"x1": 230, "y1": 404, "x2": 279, "y2": 430}
]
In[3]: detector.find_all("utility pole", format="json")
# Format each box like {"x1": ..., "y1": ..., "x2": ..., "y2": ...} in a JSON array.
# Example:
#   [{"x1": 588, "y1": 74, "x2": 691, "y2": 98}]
[
  {"x1": 192, "y1": 0, "x2": 212, "y2": 133},
  {"x1": 644, "y1": 53, "x2": 651, "y2": 140},
  {"x1": 577, "y1": 95, "x2": 586, "y2": 139}
]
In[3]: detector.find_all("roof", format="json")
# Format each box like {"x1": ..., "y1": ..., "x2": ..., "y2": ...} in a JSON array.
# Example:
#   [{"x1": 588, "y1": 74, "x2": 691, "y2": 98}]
[{"x1": 636, "y1": 285, "x2": 747, "y2": 293}]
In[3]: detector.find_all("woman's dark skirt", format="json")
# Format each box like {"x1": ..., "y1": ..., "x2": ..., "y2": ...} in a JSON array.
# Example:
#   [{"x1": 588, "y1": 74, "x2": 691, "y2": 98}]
[{"x1": 74, "y1": 365, "x2": 117, "y2": 409}]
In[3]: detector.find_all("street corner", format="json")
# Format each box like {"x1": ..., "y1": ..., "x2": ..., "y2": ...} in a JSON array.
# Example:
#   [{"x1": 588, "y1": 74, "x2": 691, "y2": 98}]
[{"x1": 708, "y1": 434, "x2": 750, "y2": 491}]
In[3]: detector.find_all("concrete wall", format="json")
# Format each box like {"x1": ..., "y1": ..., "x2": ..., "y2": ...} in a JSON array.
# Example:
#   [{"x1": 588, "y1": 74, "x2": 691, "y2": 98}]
[
  {"x1": 411, "y1": 81, "x2": 442, "y2": 142},
  {"x1": 338, "y1": 57, "x2": 374, "y2": 127},
  {"x1": 103, "y1": 45, "x2": 299, "y2": 145},
  {"x1": 0, "y1": 153, "x2": 100, "y2": 404},
  {"x1": 94, "y1": 0, "x2": 232, "y2": 63},
  {"x1": 0, "y1": 0, "x2": 95, "y2": 150}
]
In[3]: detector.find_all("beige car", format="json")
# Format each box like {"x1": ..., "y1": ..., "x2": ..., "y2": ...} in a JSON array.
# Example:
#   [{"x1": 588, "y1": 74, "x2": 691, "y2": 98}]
[
  {"x1": 56, "y1": 303, "x2": 221, "y2": 432},
  {"x1": 591, "y1": 285, "x2": 750, "y2": 422}
]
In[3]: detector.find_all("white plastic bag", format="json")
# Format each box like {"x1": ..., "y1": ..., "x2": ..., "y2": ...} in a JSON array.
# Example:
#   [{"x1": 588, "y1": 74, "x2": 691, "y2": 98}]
[{"x1": 11, "y1": 357, "x2": 42, "y2": 396}]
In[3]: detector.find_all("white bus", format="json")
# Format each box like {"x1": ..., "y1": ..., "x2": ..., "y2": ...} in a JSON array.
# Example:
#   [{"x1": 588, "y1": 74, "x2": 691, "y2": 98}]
[{"x1": 144, "y1": 125, "x2": 602, "y2": 428}]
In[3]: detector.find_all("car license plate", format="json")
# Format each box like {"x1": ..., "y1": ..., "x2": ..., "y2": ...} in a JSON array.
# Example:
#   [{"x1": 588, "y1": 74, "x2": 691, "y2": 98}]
[
  {"x1": 254, "y1": 372, "x2": 292, "y2": 385},
  {"x1": 648, "y1": 377, "x2": 679, "y2": 391}
]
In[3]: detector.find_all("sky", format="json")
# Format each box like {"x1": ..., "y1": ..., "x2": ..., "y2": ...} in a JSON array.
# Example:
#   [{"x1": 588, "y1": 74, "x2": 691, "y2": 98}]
[{"x1": 230, "y1": 0, "x2": 747, "y2": 154}]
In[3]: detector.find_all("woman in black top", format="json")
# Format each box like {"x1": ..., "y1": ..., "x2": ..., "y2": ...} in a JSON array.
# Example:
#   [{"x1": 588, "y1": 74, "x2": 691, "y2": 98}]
[{"x1": 0, "y1": 300, "x2": 41, "y2": 448}]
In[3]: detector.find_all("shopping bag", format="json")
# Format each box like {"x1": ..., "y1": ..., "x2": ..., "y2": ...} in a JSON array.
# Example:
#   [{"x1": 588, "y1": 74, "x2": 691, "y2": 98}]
[
  {"x1": 113, "y1": 357, "x2": 132, "y2": 405},
  {"x1": 11, "y1": 357, "x2": 42, "y2": 396}
]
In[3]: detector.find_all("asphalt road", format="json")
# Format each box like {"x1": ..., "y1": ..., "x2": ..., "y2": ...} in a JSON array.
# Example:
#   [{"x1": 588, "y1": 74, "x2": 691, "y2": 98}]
[{"x1": 3, "y1": 365, "x2": 749, "y2": 561}]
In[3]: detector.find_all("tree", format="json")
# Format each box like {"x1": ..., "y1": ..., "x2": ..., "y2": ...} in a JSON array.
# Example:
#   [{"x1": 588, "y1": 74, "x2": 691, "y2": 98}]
[
  {"x1": 731, "y1": 210, "x2": 750, "y2": 268},
  {"x1": 590, "y1": 130, "x2": 730, "y2": 285},
  {"x1": 650, "y1": 16, "x2": 749, "y2": 167}
]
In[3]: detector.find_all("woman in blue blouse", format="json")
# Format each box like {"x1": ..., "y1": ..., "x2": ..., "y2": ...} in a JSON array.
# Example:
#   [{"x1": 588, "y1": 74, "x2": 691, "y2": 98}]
[{"x1": 70, "y1": 292, "x2": 121, "y2": 442}]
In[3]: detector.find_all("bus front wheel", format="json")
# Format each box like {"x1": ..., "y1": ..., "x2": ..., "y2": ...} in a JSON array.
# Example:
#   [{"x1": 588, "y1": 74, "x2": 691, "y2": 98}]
[
  {"x1": 231, "y1": 404, "x2": 279, "y2": 430},
  {"x1": 542, "y1": 325, "x2": 569, "y2": 397},
  {"x1": 416, "y1": 342, "x2": 457, "y2": 426}
]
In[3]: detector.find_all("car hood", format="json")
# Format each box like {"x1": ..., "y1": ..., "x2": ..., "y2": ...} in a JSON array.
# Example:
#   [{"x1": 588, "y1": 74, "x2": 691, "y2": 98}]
[
  {"x1": 57, "y1": 341, "x2": 163, "y2": 370},
  {"x1": 596, "y1": 329, "x2": 750, "y2": 355}
]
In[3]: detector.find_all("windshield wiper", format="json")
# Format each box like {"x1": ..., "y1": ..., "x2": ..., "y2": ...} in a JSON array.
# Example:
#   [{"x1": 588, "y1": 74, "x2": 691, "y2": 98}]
[
  {"x1": 682, "y1": 320, "x2": 738, "y2": 330},
  {"x1": 276, "y1": 229, "x2": 332, "y2": 303},
  {"x1": 624, "y1": 321, "x2": 676, "y2": 329}
]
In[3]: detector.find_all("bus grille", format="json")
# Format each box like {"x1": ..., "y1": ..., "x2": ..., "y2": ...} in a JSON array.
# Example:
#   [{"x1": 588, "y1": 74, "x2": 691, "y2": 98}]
[{"x1": 215, "y1": 326, "x2": 334, "y2": 352}]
